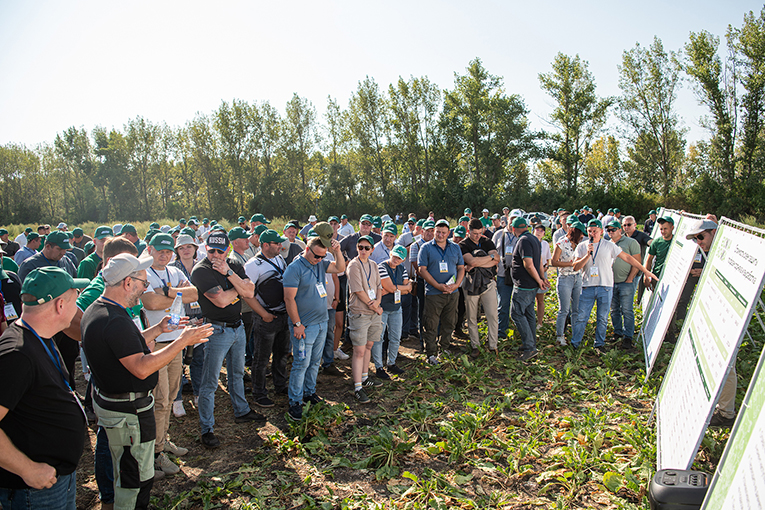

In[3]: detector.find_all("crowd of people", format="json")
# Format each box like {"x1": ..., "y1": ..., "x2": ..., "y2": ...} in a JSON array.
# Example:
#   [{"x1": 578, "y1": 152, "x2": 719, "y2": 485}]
[{"x1": 0, "y1": 206, "x2": 723, "y2": 509}]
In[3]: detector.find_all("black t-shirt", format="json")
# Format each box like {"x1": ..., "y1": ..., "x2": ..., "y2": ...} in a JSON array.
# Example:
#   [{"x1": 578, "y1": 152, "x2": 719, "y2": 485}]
[
  {"x1": 4, "y1": 241, "x2": 20, "y2": 257},
  {"x1": 190, "y1": 258, "x2": 248, "y2": 323},
  {"x1": 0, "y1": 323, "x2": 86, "y2": 488},
  {"x1": 0, "y1": 270, "x2": 22, "y2": 323},
  {"x1": 81, "y1": 300, "x2": 158, "y2": 394},
  {"x1": 511, "y1": 231, "x2": 542, "y2": 289},
  {"x1": 459, "y1": 236, "x2": 497, "y2": 277},
  {"x1": 340, "y1": 232, "x2": 382, "y2": 261}
]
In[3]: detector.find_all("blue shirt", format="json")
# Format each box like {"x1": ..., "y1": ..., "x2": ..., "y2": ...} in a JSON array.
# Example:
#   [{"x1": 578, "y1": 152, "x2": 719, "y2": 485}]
[
  {"x1": 417, "y1": 239, "x2": 464, "y2": 295},
  {"x1": 13, "y1": 246, "x2": 36, "y2": 266},
  {"x1": 282, "y1": 254, "x2": 330, "y2": 327}
]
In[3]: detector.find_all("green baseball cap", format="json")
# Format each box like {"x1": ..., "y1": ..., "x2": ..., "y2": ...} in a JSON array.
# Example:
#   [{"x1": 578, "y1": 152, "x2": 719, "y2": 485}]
[
  {"x1": 491, "y1": 214, "x2": 500, "y2": 219},
  {"x1": 237, "y1": 216, "x2": 246, "y2": 223},
  {"x1": 250, "y1": 213, "x2": 270, "y2": 224},
  {"x1": 587, "y1": 219, "x2": 603, "y2": 229},
  {"x1": 260, "y1": 229, "x2": 287, "y2": 244},
  {"x1": 606, "y1": 219, "x2": 622, "y2": 229},
  {"x1": 72, "y1": 227, "x2": 84, "y2": 237},
  {"x1": 416, "y1": 219, "x2": 425, "y2": 227},
  {"x1": 84, "y1": 241, "x2": 94, "y2": 253},
  {"x1": 357, "y1": 235, "x2": 374, "y2": 247},
  {"x1": 312, "y1": 222, "x2": 334, "y2": 248},
  {"x1": 511, "y1": 217, "x2": 528, "y2": 229},
  {"x1": 572, "y1": 221, "x2": 587, "y2": 235},
  {"x1": 120, "y1": 223, "x2": 137, "y2": 235},
  {"x1": 181, "y1": 227, "x2": 196, "y2": 237},
  {"x1": 252, "y1": 224, "x2": 268, "y2": 236},
  {"x1": 46, "y1": 231, "x2": 71, "y2": 249},
  {"x1": 454, "y1": 225, "x2": 467, "y2": 238},
  {"x1": 179, "y1": 218, "x2": 187, "y2": 224},
  {"x1": 382, "y1": 224, "x2": 397, "y2": 235},
  {"x1": 613, "y1": 208, "x2": 620, "y2": 214},
  {"x1": 372, "y1": 216, "x2": 382, "y2": 229},
  {"x1": 26, "y1": 232, "x2": 40, "y2": 243},
  {"x1": 422, "y1": 220, "x2": 436, "y2": 230},
  {"x1": 149, "y1": 233, "x2": 175, "y2": 250},
  {"x1": 459, "y1": 216, "x2": 470, "y2": 223},
  {"x1": 94, "y1": 226, "x2": 113, "y2": 239},
  {"x1": 435, "y1": 219, "x2": 450, "y2": 228},
  {"x1": 360, "y1": 214, "x2": 374, "y2": 224},
  {"x1": 203, "y1": 218, "x2": 209, "y2": 223},
  {"x1": 328, "y1": 216, "x2": 339, "y2": 223},
  {"x1": 0, "y1": 229, "x2": 8, "y2": 236},
  {"x1": 149, "y1": 222, "x2": 160, "y2": 230},
  {"x1": 187, "y1": 219, "x2": 197, "y2": 226},
  {"x1": 210, "y1": 220, "x2": 218, "y2": 226},
  {"x1": 21, "y1": 266, "x2": 89, "y2": 306},
  {"x1": 228, "y1": 227, "x2": 250, "y2": 241},
  {"x1": 464, "y1": 208, "x2": 472, "y2": 214},
  {"x1": 391, "y1": 245, "x2": 408, "y2": 260},
  {"x1": 657, "y1": 215, "x2": 674, "y2": 226},
  {"x1": 340, "y1": 214, "x2": 348, "y2": 220},
  {"x1": 648, "y1": 210, "x2": 657, "y2": 215}
]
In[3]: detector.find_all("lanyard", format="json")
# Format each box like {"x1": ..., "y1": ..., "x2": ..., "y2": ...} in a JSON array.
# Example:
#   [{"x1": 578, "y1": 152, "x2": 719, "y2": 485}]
[
  {"x1": 150, "y1": 267, "x2": 170, "y2": 286},
  {"x1": 40, "y1": 252, "x2": 53, "y2": 266},
  {"x1": 20, "y1": 320, "x2": 71, "y2": 391},
  {"x1": 360, "y1": 259, "x2": 373, "y2": 288},
  {"x1": 174, "y1": 260, "x2": 191, "y2": 280},
  {"x1": 259, "y1": 254, "x2": 284, "y2": 276},
  {"x1": 301, "y1": 255, "x2": 321, "y2": 284},
  {"x1": 385, "y1": 263, "x2": 400, "y2": 286},
  {"x1": 591, "y1": 240, "x2": 602, "y2": 263},
  {"x1": 101, "y1": 296, "x2": 126, "y2": 311},
  {"x1": 434, "y1": 241, "x2": 449, "y2": 261}
]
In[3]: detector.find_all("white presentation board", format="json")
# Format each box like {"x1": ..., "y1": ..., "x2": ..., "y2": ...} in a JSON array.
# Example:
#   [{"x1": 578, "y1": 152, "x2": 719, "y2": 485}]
[
  {"x1": 642, "y1": 216, "x2": 702, "y2": 379},
  {"x1": 656, "y1": 219, "x2": 765, "y2": 470},
  {"x1": 701, "y1": 344, "x2": 765, "y2": 509}
]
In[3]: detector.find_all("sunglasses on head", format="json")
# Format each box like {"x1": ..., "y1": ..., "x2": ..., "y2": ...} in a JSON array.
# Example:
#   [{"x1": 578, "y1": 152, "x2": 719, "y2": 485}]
[{"x1": 357, "y1": 245, "x2": 372, "y2": 251}]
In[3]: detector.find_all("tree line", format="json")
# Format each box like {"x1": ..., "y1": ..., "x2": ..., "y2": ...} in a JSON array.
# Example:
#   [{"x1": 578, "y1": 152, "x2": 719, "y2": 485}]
[{"x1": 1, "y1": 8, "x2": 764, "y2": 226}]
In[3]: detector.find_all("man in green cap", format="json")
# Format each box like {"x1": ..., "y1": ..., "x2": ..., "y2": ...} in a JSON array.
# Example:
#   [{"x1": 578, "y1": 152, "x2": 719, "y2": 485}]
[
  {"x1": 77, "y1": 226, "x2": 113, "y2": 281},
  {"x1": 371, "y1": 224, "x2": 398, "y2": 264},
  {"x1": 14, "y1": 232, "x2": 41, "y2": 267},
  {"x1": 644, "y1": 210, "x2": 657, "y2": 235},
  {"x1": 18, "y1": 231, "x2": 77, "y2": 282},
  {"x1": 120, "y1": 224, "x2": 147, "y2": 257},
  {"x1": 0, "y1": 242, "x2": 19, "y2": 274},
  {"x1": 339, "y1": 215, "x2": 381, "y2": 262},
  {"x1": 338, "y1": 214, "x2": 355, "y2": 237},
  {"x1": 0, "y1": 229, "x2": 19, "y2": 258},
  {"x1": 71, "y1": 227, "x2": 92, "y2": 250},
  {"x1": 644, "y1": 215, "x2": 675, "y2": 287},
  {"x1": 0, "y1": 267, "x2": 90, "y2": 509},
  {"x1": 250, "y1": 213, "x2": 271, "y2": 230},
  {"x1": 245, "y1": 224, "x2": 268, "y2": 260}
]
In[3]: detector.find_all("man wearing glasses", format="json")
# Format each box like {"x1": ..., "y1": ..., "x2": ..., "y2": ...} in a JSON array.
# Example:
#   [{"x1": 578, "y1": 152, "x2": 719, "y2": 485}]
[
  {"x1": 605, "y1": 220, "x2": 641, "y2": 349},
  {"x1": 190, "y1": 231, "x2": 264, "y2": 449}
]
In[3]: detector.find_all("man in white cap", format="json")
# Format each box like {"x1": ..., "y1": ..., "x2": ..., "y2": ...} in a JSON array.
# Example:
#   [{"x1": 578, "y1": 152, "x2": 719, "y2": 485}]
[
  {"x1": 299, "y1": 215, "x2": 318, "y2": 241},
  {"x1": 82, "y1": 254, "x2": 212, "y2": 510}
]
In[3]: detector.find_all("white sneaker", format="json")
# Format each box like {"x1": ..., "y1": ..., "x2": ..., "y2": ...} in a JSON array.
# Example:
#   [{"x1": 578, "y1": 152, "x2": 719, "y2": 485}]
[
  {"x1": 164, "y1": 439, "x2": 188, "y2": 457},
  {"x1": 155, "y1": 452, "x2": 180, "y2": 475},
  {"x1": 334, "y1": 348, "x2": 350, "y2": 360},
  {"x1": 194, "y1": 395, "x2": 199, "y2": 406},
  {"x1": 557, "y1": 336, "x2": 568, "y2": 346},
  {"x1": 427, "y1": 355, "x2": 439, "y2": 366},
  {"x1": 172, "y1": 400, "x2": 186, "y2": 417}
]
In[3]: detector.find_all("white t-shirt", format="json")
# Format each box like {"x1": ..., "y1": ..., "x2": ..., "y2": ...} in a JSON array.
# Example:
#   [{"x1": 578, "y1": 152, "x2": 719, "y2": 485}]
[
  {"x1": 573, "y1": 239, "x2": 622, "y2": 288},
  {"x1": 14, "y1": 233, "x2": 27, "y2": 247},
  {"x1": 338, "y1": 222, "x2": 355, "y2": 237},
  {"x1": 143, "y1": 265, "x2": 189, "y2": 342}
]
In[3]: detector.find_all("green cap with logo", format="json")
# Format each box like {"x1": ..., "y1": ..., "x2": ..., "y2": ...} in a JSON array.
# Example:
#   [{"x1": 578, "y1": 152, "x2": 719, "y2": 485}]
[
  {"x1": 181, "y1": 227, "x2": 196, "y2": 237},
  {"x1": 45, "y1": 231, "x2": 71, "y2": 249},
  {"x1": 260, "y1": 229, "x2": 287, "y2": 244},
  {"x1": 21, "y1": 266, "x2": 89, "y2": 306},
  {"x1": 464, "y1": 208, "x2": 472, "y2": 214},
  {"x1": 250, "y1": 213, "x2": 270, "y2": 224},
  {"x1": 459, "y1": 216, "x2": 470, "y2": 223},
  {"x1": 72, "y1": 227, "x2": 84, "y2": 237},
  {"x1": 435, "y1": 219, "x2": 450, "y2": 228},
  {"x1": 372, "y1": 216, "x2": 382, "y2": 229},
  {"x1": 587, "y1": 219, "x2": 603, "y2": 229},
  {"x1": 149, "y1": 222, "x2": 160, "y2": 230},
  {"x1": 357, "y1": 235, "x2": 374, "y2": 247},
  {"x1": 657, "y1": 215, "x2": 674, "y2": 226},
  {"x1": 252, "y1": 224, "x2": 268, "y2": 236},
  {"x1": 422, "y1": 220, "x2": 435, "y2": 230},
  {"x1": 328, "y1": 216, "x2": 339, "y2": 223},
  {"x1": 312, "y1": 222, "x2": 334, "y2": 248},
  {"x1": 237, "y1": 216, "x2": 246, "y2": 223},
  {"x1": 382, "y1": 224, "x2": 397, "y2": 235},
  {"x1": 149, "y1": 233, "x2": 175, "y2": 250},
  {"x1": 228, "y1": 227, "x2": 250, "y2": 241},
  {"x1": 511, "y1": 217, "x2": 528, "y2": 229},
  {"x1": 606, "y1": 219, "x2": 622, "y2": 230},
  {"x1": 453, "y1": 225, "x2": 467, "y2": 238},
  {"x1": 572, "y1": 221, "x2": 587, "y2": 235},
  {"x1": 360, "y1": 214, "x2": 374, "y2": 224},
  {"x1": 120, "y1": 223, "x2": 138, "y2": 235},
  {"x1": 94, "y1": 226, "x2": 113, "y2": 240},
  {"x1": 391, "y1": 245, "x2": 408, "y2": 260}
]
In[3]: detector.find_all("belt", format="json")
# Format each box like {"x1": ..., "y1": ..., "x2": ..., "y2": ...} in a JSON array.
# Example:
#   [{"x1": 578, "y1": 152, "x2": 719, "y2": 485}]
[
  {"x1": 207, "y1": 319, "x2": 243, "y2": 329},
  {"x1": 95, "y1": 387, "x2": 152, "y2": 402}
]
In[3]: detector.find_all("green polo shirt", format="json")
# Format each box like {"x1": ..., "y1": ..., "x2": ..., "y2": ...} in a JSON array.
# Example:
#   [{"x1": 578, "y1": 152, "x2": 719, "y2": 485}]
[
  {"x1": 77, "y1": 274, "x2": 143, "y2": 320},
  {"x1": 648, "y1": 237, "x2": 672, "y2": 277},
  {"x1": 77, "y1": 252, "x2": 102, "y2": 280}
]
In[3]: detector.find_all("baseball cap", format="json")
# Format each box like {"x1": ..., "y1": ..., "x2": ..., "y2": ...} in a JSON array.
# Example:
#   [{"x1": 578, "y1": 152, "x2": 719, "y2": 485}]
[
  {"x1": 422, "y1": 220, "x2": 435, "y2": 230},
  {"x1": 179, "y1": 218, "x2": 187, "y2": 224},
  {"x1": 454, "y1": 225, "x2": 467, "y2": 238},
  {"x1": 102, "y1": 253, "x2": 153, "y2": 285},
  {"x1": 360, "y1": 214, "x2": 374, "y2": 224},
  {"x1": 160, "y1": 225, "x2": 171, "y2": 233},
  {"x1": 72, "y1": 227, "x2": 84, "y2": 237},
  {"x1": 26, "y1": 232, "x2": 40, "y2": 242},
  {"x1": 587, "y1": 219, "x2": 603, "y2": 229},
  {"x1": 416, "y1": 219, "x2": 425, "y2": 227},
  {"x1": 328, "y1": 216, "x2": 339, "y2": 223},
  {"x1": 606, "y1": 220, "x2": 622, "y2": 229},
  {"x1": 174, "y1": 234, "x2": 198, "y2": 249},
  {"x1": 252, "y1": 224, "x2": 268, "y2": 236},
  {"x1": 121, "y1": 223, "x2": 137, "y2": 235},
  {"x1": 464, "y1": 208, "x2": 472, "y2": 214},
  {"x1": 57, "y1": 222, "x2": 67, "y2": 230},
  {"x1": 149, "y1": 233, "x2": 175, "y2": 250},
  {"x1": 187, "y1": 219, "x2": 197, "y2": 226},
  {"x1": 381, "y1": 214, "x2": 393, "y2": 223},
  {"x1": 260, "y1": 229, "x2": 287, "y2": 244},
  {"x1": 491, "y1": 213, "x2": 500, "y2": 219},
  {"x1": 228, "y1": 227, "x2": 250, "y2": 241},
  {"x1": 435, "y1": 219, "x2": 450, "y2": 228},
  {"x1": 459, "y1": 216, "x2": 470, "y2": 223},
  {"x1": 510, "y1": 209, "x2": 523, "y2": 218},
  {"x1": 512, "y1": 217, "x2": 528, "y2": 228},
  {"x1": 372, "y1": 216, "x2": 383, "y2": 229},
  {"x1": 340, "y1": 214, "x2": 348, "y2": 220},
  {"x1": 46, "y1": 231, "x2": 71, "y2": 249},
  {"x1": 649, "y1": 210, "x2": 657, "y2": 215},
  {"x1": 406, "y1": 217, "x2": 415, "y2": 224},
  {"x1": 250, "y1": 213, "x2": 270, "y2": 224},
  {"x1": 382, "y1": 224, "x2": 397, "y2": 235},
  {"x1": 24, "y1": 227, "x2": 33, "y2": 234},
  {"x1": 391, "y1": 245, "x2": 408, "y2": 260},
  {"x1": 0, "y1": 229, "x2": 9, "y2": 237},
  {"x1": 112, "y1": 224, "x2": 123, "y2": 235},
  {"x1": 312, "y1": 222, "x2": 334, "y2": 248},
  {"x1": 572, "y1": 221, "x2": 587, "y2": 235},
  {"x1": 181, "y1": 227, "x2": 196, "y2": 237},
  {"x1": 357, "y1": 235, "x2": 374, "y2": 247},
  {"x1": 657, "y1": 216, "x2": 674, "y2": 226},
  {"x1": 613, "y1": 208, "x2": 621, "y2": 214},
  {"x1": 482, "y1": 208, "x2": 489, "y2": 213},
  {"x1": 21, "y1": 267, "x2": 89, "y2": 305},
  {"x1": 206, "y1": 231, "x2": 230, "y2": 251},
  {"x1": 685, "y1": 219, "x2": 718, "y2": 239},
  {"x1": 149, "y1": 222, "x2": 160, "y2": 230}
]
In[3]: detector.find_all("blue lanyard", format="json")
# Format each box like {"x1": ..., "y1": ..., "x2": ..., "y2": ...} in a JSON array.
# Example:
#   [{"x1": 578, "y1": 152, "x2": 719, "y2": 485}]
[
  {"x1": 40, "y1": 252, "x2": 53, "y2": 266},
  {"x1": 301, "y1": 255, "x2": 321, "y2": 283},
  {"x1": 20, "y1": 320, "x2": 71, "y2": 391},
  {"x1": 434, "y1": 241, "x2": 449, "y2": 261},
  {"x1": 360, "y1": 259, "x2": 373, "y2": 288},
  {"x1": 101, "y1": 296, "x2": 126, "y2": 311},
  {"x1": 385, "y1": 263, "x2": 400, "y2": 286},
  {"x1": 592, "y1": 240, "x2": 602, "y2": 263},
  {"x1": 259, "y1": 254, "x2": 284, "y2": 276},
  {"x1": 150, "y1": 267, "x2": 170, "y2": 286}
]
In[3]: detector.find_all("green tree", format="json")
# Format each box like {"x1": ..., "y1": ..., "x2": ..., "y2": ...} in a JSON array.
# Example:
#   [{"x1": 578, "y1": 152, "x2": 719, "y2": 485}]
[{"x1": 284, "y1": 93, "x2": 317, "y2": 198}]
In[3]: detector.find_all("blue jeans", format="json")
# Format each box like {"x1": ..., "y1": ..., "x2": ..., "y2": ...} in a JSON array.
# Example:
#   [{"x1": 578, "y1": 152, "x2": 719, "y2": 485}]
[
  {"x1": 95, "y1": 426, "x2": 114, "y2": 504},
  {"x1": 556, "y1": 273, "x2": 582, "y2": 337},
  {"x1": 497, "y1": 275, "x2": 514, "y2": 337},
  {"x1": 401, "y1": 292, "x2": 416, "y2": 337},
  {"x1": 198, "y1": 324, "x2": 250, "y2": 434},
  {"x1": 176, "y1": 343, "x2": 206, "y2": 399},
  {"x1": 0, "y1": 471, "x2": 76, "y2": 510},
  {"x1": 572, "y1": 286, "x2": 613, "y2": 348},
  {"x1": 372, "y1": 308, "x2": 402, "y2": 368},
  {"x1": 288, "y1": 321, "x2": 327, "y2": 407},
  {"x1": 322, "y1": 309, "x2": 337, "y2": 367},
  {"x1": 611, "y1": 281, "x2": 637, "y2": 339},
  {"x1": 511, "y1": 287, "x2": 537, "y2": 352}
]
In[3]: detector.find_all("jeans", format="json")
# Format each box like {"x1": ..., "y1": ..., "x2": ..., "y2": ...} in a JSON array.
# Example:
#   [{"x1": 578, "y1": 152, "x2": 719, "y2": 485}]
[
  {"x1": 198, "y1": 324, "x2": 250, "y2": 434},
  {"x1": 0, "y1": 471, "x2": 76, "y2": 510},
  {"x1": 372, "y1": 308, "x2": 402, "y2": 367},
  {"x1": 322, "y1": 309, "x2": 337, "y2": 367},
  {"x1": 497, "y1": 275, "x2": 514, "y2": 337},
  {"x1": 511, "y1": 287, "x2": 537, "y2": 352},
  {"x1": 465, "y1": 280, "x2": 499, "y2": 350},
  {"x1": 572, "y1": 286, "x2": 613, "y2": 348},
  {"x1": 610, "y1": 281, "x2": 637, "y2": 339},
  {"x1": 251, "y1": 313, "x2": 290, "y2": 399},
  {"x1": 95, "y1": 426, "x2": 114, "y2": 504},
  {"x1": 556, "y1": 273, "x2": 582, "y2": 337},
  {"x1": 401, "y1": 292, "x2": 415, "y2": 337},
  {"x1": 288, "y1": 321, "x2": 327, "y2": 407}
]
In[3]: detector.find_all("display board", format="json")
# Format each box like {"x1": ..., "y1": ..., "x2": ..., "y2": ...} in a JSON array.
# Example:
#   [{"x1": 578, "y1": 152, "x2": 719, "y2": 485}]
[
  {"x1": 656, "y1": 219, "x2": 765, "y2": 470},
  {"x1": 641, "y1": 208, "x2": 679, "y2": 313},
  {"x1": 642, "y1": 215, "x2": 704, "y2": 379},
  {"x1": 701, "y1": 343, "x2": 765, "y2": 509}
]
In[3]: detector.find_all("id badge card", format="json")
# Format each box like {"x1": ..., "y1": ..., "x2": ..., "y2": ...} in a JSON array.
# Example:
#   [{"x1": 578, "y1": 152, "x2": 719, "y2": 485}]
[
  {"x1": 316, "y1": 282, "x2": 327, "y2": 298},
  {"x1": 694, "y1": 252, "x2": 703, "y2": 263},
  {"x1": 190, "y1": 301, "x2": 201, "y2": 311},
  {"x1": 439, "y1": 261, "x2": 448, "y2": 273},
  {"x1": 367, "y1": 289, "x2": 376, "y2": 300},
  {"x1": 132, "y1": 316, "x2": 143, "y2": 331},
  {"x1": 447, "y1": 275, "x2": 456, "y2": 285},
  {"x1": 394, "y1": 290, "x2": 401, "y2": 304},
  {"x1": 4, "y1": 303, "x2": 18, "y2": 322},
  {"x1": 589, "y1": 265, "x2": 599, "y2": 278}
]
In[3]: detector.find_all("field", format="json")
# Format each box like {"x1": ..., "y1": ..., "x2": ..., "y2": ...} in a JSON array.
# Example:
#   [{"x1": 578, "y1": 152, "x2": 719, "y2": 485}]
[{"x1": 72, "y1": 287, "x2": 761, "y2": 510}]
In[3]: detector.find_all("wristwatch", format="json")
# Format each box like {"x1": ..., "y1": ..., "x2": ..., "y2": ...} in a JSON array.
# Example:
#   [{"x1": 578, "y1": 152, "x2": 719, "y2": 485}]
[
  {"x1": 162, "y1": 284, "x2": 170, "y2": 297},
  {"x1": 294, "y1": 321, "x2": 303, "y2": 327},
  {"x1": 226, "y1": 269, "x2": 234, "y2": 277}
]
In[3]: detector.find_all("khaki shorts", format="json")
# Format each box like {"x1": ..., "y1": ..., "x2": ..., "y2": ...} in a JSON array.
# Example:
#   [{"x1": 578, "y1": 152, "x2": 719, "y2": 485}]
[{"x1": 348, "y1": 312, "x2": 384, "y2": 347}]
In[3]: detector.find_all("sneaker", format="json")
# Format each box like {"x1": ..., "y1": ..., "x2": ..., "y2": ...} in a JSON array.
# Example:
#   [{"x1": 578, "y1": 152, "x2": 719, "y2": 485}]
[
  {"x1": 375, "y1": 367, "x2": 391, "y2": 380},
  {"x1": 354, "y1": 388, "x2": 371, "y2": 404},
  {"x1": 193, "y1": 395, "x2": 199, "y2": 406},
  {"x1": 607, "y1": 334, "x2": 623, "y2": 344},
  {"x1": 201, "y1": 432, "x2": 220, "y2": 449},
  {"x1": 163, "y1": 440, "x2": 188, "y2": 457},
  {"x1": 333, "y1": 348, "x2": 350, "y2": 360},
  {"x1": 470, "y1": 348, "x2": 480, "y2": 359},
  {"x1": 322, "y1": 364, "x2": 343, "y2": 376},
  {"x1": 388, "y1": 364, "x2": 405, "y2": 375},
  {"x1": 287, "y1": 404, "x2": 303, "y2": 421},
  {"x1": 362, "y1": 376, "x2": 383, "y2": 388},
  {"x1": 556, "y1": 336, "x2": 567, "y2": 346},
  {"x1": 172, "y1": 400, "x2": 186, "y2": 418},
  {"x1": 454, "y1": 329, "x2": 469, "y2": 340},
  {"x1": 155, "y1": 452, "x2": 180, "y2": 475},
  {"x1": 595, "y1": 345, "x2": 608, "y2": 354},
  {"x1": 427, "y1": 355, "x2": 439, "y2": 366},
  {"x1": 518, "y1": 349, "x2": 539, "y2": 362},
  {"x1": 154, "y1": 469, "x2": 166, "y2": 481},
  {"x1": 254, "y1": 396, "x2": 275, "y2": 408},
  {"x1": 234, "y1": 409, "x2": 267, "y2": 423},
  {"x1": 708, "y1": 410, "x2": 735, "y2": 428},
  {"x1": 303, "y1": 393, "x2": 323, "y2": 405},
  {"x1": 621, "y1": 337, "x2": 633, "y2": 350}
]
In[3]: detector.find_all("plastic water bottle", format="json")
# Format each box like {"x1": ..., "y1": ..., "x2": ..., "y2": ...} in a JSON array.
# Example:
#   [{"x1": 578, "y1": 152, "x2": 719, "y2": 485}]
[
  {"x1": 298, "y1": 337, "x2": 306, "y2": 360},
  {"x1": 168, "y1": 292, "x2": 183, "y2": 330}
]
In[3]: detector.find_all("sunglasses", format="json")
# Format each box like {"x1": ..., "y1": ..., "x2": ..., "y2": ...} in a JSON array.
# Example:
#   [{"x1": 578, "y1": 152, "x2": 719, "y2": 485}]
[
  {"x1": 606, "y1": 228, "x2": 618, "y2": 233},
  {"x1": 696, "y1": 233, "x2": 706, "y2": 241},
  {"x1": 308, "y1": 247, "x2": 326, "y2": 259},
  {"x1": 357, "y1": 245, "x2": 372, "y2": 251},
  {"x1": 623, "y1": 223, "x2": 634, "y2": 226},
  {"x1": 208, "y1": 248, "x2": 226, "y2": 254}
]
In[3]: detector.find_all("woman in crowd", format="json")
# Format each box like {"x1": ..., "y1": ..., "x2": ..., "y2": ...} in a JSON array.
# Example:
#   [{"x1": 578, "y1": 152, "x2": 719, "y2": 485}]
[{"x1": 551, "y1": 220, "x2": 586, "y2": 346}]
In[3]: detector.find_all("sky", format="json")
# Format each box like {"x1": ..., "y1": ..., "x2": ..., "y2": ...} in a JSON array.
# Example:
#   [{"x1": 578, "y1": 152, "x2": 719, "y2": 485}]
[{"x1": 1, "y1": 0, "x2": 762, "y2": 149}]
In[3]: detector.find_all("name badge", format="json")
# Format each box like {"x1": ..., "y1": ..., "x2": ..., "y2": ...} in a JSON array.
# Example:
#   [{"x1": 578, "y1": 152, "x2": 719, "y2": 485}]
[
  {"x1": 4, "y1": 303, "x2": 18, "y2": 322},
  {"x1": 190, "y1": 301, "x2": 201, "y2": 311},
  {"x1": 694, "y1": 252, "x2": 702, "y2": 263},
  {"x1": 439, "y1": 261, "x2": 448, "y2": 273},
  {"x1": 230, "y1": 297, "x2": 240, "y2": 305},
  {"x1": 589, "y1": 265, "x2": 599, "y2": 278},
  {"x1": 394, "y1": 290, "x2": 401, "y2": 304},
  {"x1": 367, "y1": 289, "x2": 376, "y2": 300},
  {"x1": 316, "y1": 282, "x2": 327, "y2": 298},
  {"x1": 447, "y1": 275, "x2": 456, "y2": 285},
  {"x1": 505, "y1": 246, "x2": 512, "y2": 255}
]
